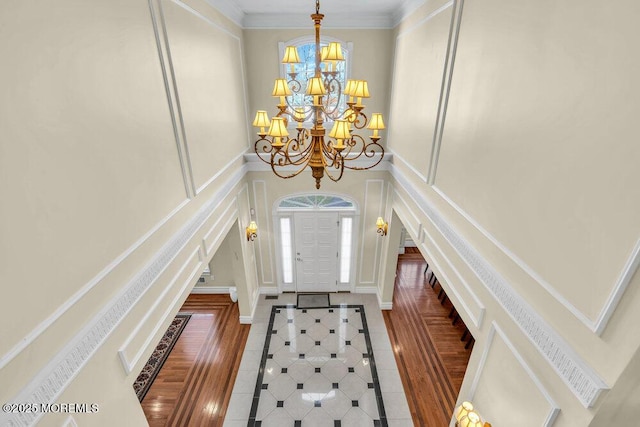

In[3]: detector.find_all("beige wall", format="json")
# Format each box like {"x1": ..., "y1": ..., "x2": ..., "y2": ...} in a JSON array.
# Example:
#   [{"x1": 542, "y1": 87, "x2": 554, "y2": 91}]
[
  {"x1": 3, "y1": 0, "x2": 640, "y2": 424},
  {"x1": 0, "y1": 0, "x2": 252, "y2": 424},
  {"x1": 386, "y1": 0, "x2": 640, "y2": 425}
]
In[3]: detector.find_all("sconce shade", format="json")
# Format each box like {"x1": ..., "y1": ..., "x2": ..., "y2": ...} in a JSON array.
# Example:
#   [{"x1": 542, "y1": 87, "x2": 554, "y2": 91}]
[
  {"x1": 246, "y1": 221, "x2": 258, "y2": 241},
  {"x1": 329, "y1": 120, "x2": 351, "y2": 140},
  {"x1": 306, "y1": 77, "x2": 326, "y2": 96},
  {"x1": 368, "y1": 113, "x2": 385, "y2": 130},
  {"x1": 455, "y1": 402, "x2": 474, "y2": 421},
  {"x1": 376, "y1": 217, "x2": 388, "y2": 236},
  {"x1": 267, "y1": 117, "x2": 289, "y2": 137},
  {"x1": 253, "y1": 110, "x2": 270, "y2": 128},
  {"x1": 282, "y1": 46, "x2": 301, "y2": 63},
  {"x1": 324, "y1": 42, "x2": 344, "y2": 61},
  {"x1": 459, "y1": 411, "x2": 482, "y2": 427},
  {"x1": 272, "y1": 78, "x2": 292, "y2": 97}
]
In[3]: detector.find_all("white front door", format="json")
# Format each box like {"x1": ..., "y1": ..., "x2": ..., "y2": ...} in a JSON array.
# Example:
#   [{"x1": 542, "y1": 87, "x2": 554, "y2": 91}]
[{"x1": 294, "y1": 212, "x2": 339, "y2": 292}]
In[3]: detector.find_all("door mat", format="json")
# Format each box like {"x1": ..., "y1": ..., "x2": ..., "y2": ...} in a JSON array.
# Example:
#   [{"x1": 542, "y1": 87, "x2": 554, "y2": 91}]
[{"x1": 296, "y1": 293, "x2": 330, "y2": 309}]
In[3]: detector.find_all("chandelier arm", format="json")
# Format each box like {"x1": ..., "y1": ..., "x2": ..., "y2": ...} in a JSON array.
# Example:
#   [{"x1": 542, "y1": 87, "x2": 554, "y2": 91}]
[
  {"x1": 282, "y1": 133, "x2": 314, "y2": 165},
  {"x1": 322, "y1": 157, "x2": 345, "y2": 182},
  {"x1": 269, "y1": 157, "x2": 312, "y2": 179},
  {"x1": 254, "y1": 138, "x2": 278, "y2": 164},
  {"x1": 343, "y1": 140, "x2": 385, "y2": 170},
  {"x1": 351, "y1": 111, "x2": 369, "y2": 130}
]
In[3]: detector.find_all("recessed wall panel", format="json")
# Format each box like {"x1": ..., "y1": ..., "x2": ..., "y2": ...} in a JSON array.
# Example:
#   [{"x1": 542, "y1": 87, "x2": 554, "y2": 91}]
[
  {"x1": 435, "y1": 0, "x2": 640, "y2": 321},
  {"x1": 162, "y1": 0, "x2": 248, "y2": 192},
  {"x1": 388, "y1": 4, "x2": 453, "y2": 180}
]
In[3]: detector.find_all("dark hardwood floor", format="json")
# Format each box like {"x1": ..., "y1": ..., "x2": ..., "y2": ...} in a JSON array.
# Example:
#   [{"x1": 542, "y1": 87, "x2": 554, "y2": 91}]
[
  {"x1": 141, "y1": 251, "x2": 471, "y2": 426},
  {"x1": 384, "y1": 250, "x2": 472, "y2": 426},
  {"x1": 140, "y1": 294, "x2": 250, "y2": 426}
]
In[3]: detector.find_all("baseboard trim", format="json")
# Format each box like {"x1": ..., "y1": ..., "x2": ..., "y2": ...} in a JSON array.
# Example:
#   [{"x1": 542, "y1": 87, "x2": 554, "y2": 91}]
[{"x1": 191, "y1": 286, "x2": 231, "y2": 294}]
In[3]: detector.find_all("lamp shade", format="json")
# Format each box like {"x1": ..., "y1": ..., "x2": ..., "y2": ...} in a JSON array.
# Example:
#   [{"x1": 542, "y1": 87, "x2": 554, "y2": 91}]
[
  {"x1": 329, "y1": 120, "x2": 351, "y2": 139},
  {"x1": 320, "y1": 46, "x2": 329, "y2": 61},
  {"x1": 324, "y1": 42, "x2": 344, "y2": 61},
  {"x1": 267, "y1": 117, "x2": 289, "y2": 137},
  {"x1": 306, "y1": 77, "x2": 326, "y2": 96},
  {"x1": 376, "y1": 217, "x2": 386, "y2": 228},
  {"x1": 272, "y1": 78, "x2": 292, "y2": 97},
  {"x1": 247, "y1": 221, "x2": 258, "y2": 234},
  {"x1": 352, "y1": 80, "x2": 370, "y2": 98},
  {"x1": 294, "y1": 107, "x2": 306, "y2": 121},
  {"x1": 344, "y1": 79, "x2": 356, "y2": 96},
  {"x1": 455, "y1": 402, "x2": 474, "y2": 422},
  {"x1": 459, "y1": 411, "x2": 483, "y2": 427},
  {"x1": 252, "y1": 110, "x2": 270, "y2": 128},
  {"x1": 282, "y1": 46, "x2": 301, "y2": 63},
  {"x1": 368, "y1": 113, "x2": 385, "y2": 130}
]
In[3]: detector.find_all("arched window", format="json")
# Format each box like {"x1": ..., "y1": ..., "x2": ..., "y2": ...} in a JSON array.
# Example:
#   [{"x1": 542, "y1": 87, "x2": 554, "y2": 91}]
[{"x1": 278, "y1": 37, "x2": 353, "y2": 123}]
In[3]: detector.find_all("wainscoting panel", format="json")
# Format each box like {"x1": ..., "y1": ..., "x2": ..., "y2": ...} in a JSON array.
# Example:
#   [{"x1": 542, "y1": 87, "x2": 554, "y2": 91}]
[{"x1": 468, "y1": 323, "x2": 560, "y2": 427}]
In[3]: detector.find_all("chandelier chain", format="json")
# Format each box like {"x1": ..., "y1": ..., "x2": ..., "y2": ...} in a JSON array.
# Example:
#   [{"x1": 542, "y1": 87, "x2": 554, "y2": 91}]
[{"x1": 316, "y1": 0, "x2": 320, "y2": 14}]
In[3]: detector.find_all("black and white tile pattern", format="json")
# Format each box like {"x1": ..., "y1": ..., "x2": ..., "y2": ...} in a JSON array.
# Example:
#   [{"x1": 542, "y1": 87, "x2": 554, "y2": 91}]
[{"x1": 224, "y1": 293, "x2": 412, "y2": 427}]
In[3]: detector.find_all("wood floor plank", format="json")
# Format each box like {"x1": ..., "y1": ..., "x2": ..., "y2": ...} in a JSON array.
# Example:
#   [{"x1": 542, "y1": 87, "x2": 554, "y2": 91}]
[
  {"x1": 383, "y1": 253, "x2": 473, "y2": 426},
  {"x1": 140, "y1": 294, "x2": 250, "y2": 426},
  {"x1": 140, "y1": 253, "x2": 471, "y2": 426}
]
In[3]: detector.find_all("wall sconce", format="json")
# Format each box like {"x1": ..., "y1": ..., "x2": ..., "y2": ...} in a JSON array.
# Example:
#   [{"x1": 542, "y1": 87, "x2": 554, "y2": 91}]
[
  {"x1": 454, "y1": 402, "x2": 490, "y2": 427},
  {"x1": 376, "y1": 217, "x2": 388, "y2": 236},
  {"x1": 246, "y1": 221, "x2": 258, "y2": 241}
]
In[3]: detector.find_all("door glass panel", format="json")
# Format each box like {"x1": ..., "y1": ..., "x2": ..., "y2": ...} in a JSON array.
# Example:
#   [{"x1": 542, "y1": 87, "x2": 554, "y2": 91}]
[
  {"x1": 280, "y1": 217, "x2": 293, "y2": 283},
  {"x1": 340, "y1": 217, "x2": 352, "y2": 283}
]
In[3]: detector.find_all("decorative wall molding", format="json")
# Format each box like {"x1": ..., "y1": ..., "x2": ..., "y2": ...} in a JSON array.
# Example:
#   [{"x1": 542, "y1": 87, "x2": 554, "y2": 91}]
[
  {"x1": 432, "y1": 186, "x2": 640, "y2": 336},
  {"x1": 118, "y1": 247, "x2": 203, "y2": 374},
  {"x1": 152, "y1": 0, "x2": 197, "y2": 198},
  {"x1": 359, "y1": 180, "x2": 386, "y2": 285},
  {"x1": 253, "y1": 180, "x2": 275, "y2": 285},
  {"x1": 468, "y1": 322, "x2": 560, "y2": 427},
  {"x1": 0, "y1": 165, "x2": 246, "y2": 427},
  {"x1": 428, "y1": 0, "x2": 462, "y2": 184},
  {"x1": 0, "y1": 194, "x2": 185, "y2": 371},
  {"x1": 392, "y1": 190, "x2": 484, "y2": 328},
  {"x1": 391, "y1": 164, "x2": 608, "y2": 407},
  {"x1": 203, "y1": 201, "x2": 237, "y2": 256}
]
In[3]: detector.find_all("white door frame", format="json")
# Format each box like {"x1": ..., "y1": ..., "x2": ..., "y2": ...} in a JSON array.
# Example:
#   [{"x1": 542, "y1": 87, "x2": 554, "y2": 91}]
[{"x1": 273, "y1": 193, "x2": 359, "y2": 293}]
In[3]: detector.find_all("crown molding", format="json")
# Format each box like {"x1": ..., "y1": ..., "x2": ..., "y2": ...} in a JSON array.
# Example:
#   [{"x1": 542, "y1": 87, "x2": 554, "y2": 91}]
[
  {"x1": 204, "y1": 0, "x2": 429, "y2": 29},
  {"x1": 243, "y1": 13, "x2": 396, "y2": 29},
  {"x1": 203, "y1": 0, "x2": 244, "y2": 27},
  {"x1": 392, "y1": 0, "x2": 429, "y2": 28}
]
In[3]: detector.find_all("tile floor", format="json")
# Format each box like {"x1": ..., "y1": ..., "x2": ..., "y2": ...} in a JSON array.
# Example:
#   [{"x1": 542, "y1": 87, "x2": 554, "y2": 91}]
[{"x1": 224, "y1": 293, "x2": 412, "y2": 427}]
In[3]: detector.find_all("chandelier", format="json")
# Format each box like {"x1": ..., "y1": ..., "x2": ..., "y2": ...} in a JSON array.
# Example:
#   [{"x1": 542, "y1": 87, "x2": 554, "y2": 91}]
[{"x1": 252, "y1": 0, "x2": 385, "y2": 189}]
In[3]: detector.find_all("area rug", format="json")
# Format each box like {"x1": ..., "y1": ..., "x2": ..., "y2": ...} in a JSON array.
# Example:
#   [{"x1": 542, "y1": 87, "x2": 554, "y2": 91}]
[
  {"x1": 133, "y1": 313, "x2": 191, "y2": 401},
  {"x1": 296, "y1": 293, "x2": 330, "y2": 308}
]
